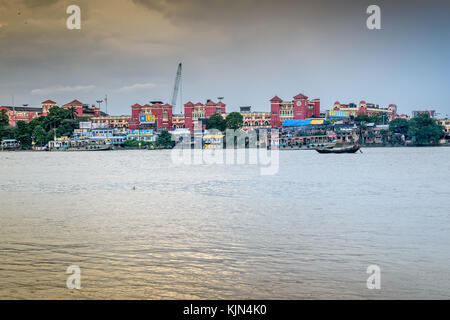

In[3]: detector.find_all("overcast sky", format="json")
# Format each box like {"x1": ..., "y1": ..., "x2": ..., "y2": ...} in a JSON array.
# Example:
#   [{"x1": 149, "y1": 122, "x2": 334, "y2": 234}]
[{"x1": 1, "y1": 0, "x2": 449, "y2": 116}]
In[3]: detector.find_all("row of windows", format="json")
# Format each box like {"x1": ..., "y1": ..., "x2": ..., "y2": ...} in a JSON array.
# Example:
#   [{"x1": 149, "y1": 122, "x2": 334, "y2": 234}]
[
  {"x1": 244, "y1": 121, "x2": 270, "y2": 126},
  {"x1": 279, "y1": 110, "x2": 294, "y2": 116}
]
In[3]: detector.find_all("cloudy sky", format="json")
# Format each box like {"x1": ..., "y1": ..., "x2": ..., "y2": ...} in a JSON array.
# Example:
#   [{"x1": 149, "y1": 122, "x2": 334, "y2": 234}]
[{"x1": 0, "y1": 0, "x2": 449, "y2": 116}]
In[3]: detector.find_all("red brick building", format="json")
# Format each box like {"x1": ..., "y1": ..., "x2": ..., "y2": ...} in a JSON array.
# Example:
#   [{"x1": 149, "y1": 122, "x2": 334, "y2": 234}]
[
  {"x1": 41, "y1": 100, "x2": 57, "y2": 116},
  {"x1": 60, "y1": 100, "x2": 101, "y2": 117},
  {"x1": 270, "y1": 93, "x2": 320, "y2": 128},
  {"x1": 333, "y1": 101, "x2": 397, "y2": 120},
  {"x1": 0, "y1": 106, "x2": 42, "y2": 126},
  {"x1": 129, "y1": 102, "x2": 173, "y2": 130},
  {"x1": 184, "y1": 100, "x2": 226, "y2": 131}
]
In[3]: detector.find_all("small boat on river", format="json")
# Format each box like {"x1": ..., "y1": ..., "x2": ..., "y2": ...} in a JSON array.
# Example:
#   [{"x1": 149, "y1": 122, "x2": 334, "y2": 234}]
[{"x1": 315, "y1": 145, "x2": 361, "y2": 154}]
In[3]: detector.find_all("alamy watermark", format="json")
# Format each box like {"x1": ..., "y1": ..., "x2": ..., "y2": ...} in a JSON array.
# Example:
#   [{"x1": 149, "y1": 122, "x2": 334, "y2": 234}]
[
  {"x1": 366, "y1": 265, "x2": 381, "y2": 290},
  {"x1": 170, "y1": 129, "x2": 279, "y2": 176},
  {"x1": 66, "y1": 5, "x2": 81, "y2": 30},
  {"x1": 367, "y1": 5, "x2": 381, "y2": 30},
  {"x1": 66, "y1": 265, "x2": 81, "y2": 290}
]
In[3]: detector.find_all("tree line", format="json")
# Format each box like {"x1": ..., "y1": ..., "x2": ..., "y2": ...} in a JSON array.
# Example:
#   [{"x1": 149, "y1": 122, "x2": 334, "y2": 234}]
[{"x1": 388, "y1": 113, "x2": 445, "y2": 146}]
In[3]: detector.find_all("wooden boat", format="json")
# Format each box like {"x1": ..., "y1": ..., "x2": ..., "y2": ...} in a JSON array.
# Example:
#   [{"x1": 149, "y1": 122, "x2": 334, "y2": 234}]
[{"x1": 315, "y1": 145, "x2": 361, "y2": 154}]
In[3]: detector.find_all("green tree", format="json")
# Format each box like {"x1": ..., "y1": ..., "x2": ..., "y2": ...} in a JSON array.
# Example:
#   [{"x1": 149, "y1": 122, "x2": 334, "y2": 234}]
[
  {"x1": 32, "y1": 125, "x2": 47, "y2": 146},
  {"x1": 14, "y1": 121, "x2": 32, "y2": 149},
  {"x1": 156, "y1": 130, "x2": 175, "y2": 148},
  {"x1": 355, "y1": 113, "x2": 382, "y2": 125},
  {"x1": 389, "y1": 118, "x2": 409, "y2": 136},
  {"x1": 67, "y1": 107, "x2": 78, "y2": 120},
  {"x1": 408, "y1": 113, "x2": 444, "y2": 146},
  {"x1": 390, "y1": 134, "x2": 404, "y2": 146},
  {"x1": 0, "y1": 109, "x2": 9, "y2": 127},
  {"x1": 225, "y1": 112, "x2": 243, "y2": 130},
  {"x1": 206, "y1": 113, "x2": 227, "y2": 132},
  {"x1": 0, "y1": 125, "x2": 14, "y2": 141}
]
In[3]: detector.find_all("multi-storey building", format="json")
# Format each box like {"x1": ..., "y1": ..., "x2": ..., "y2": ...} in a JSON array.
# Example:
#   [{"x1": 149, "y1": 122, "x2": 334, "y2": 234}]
[
  {"x1": 0, "y1": 105, "x2": 42, "y2": 126},
  {"x1": 172, "y1": 114, "x2": 185, "y2": 129},
  {"x1": 270, "y1": 93, "x2": 321, "y2": 128},
  {"x1": 184, "y1": 100, "x2": 226, "y2": 131},
  {"x1": 240, "y1": 106, "x2": 271, "y2": 130},
  {"x1": 91, "y1": 115, "x2": 131, "y2": 129},
  {"x1": 41, "y1": 100, "x2": 57, "y2": 116},
  {"x1": 438, "y1": 119, "x2": 450, "y2": 137},
  {"x1": 333, "y1": 101, "x2": 397, "y2": 120},
  {"x1": 61, "y1": 100, "x2": 101, "y2": 117},
  {"x1": 130, "y1": 102, "x2": 173, "y2": 130}
]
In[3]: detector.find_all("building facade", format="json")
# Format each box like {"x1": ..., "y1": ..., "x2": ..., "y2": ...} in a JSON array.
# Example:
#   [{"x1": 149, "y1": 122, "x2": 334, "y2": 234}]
[
  {"x1": 61, "y1": 100, "x2": 102, "y2": 117},
  {"x1": 333, "y1": 101, "x2": 397, "y2": 120},
  {"x1": 41, "y1": 100, "x2": 57, "y2": 116},
  {"x1": 184, "y1": 100, "x2": 226, "y2": 131},
  {"x1": 0, "y1": 106, "x2": 42, "y2": 126},
  {"x1": 172, "y1": 114, "x2": 185, "y2": 130},
  {"x1": 91, "y1": 115, "x2": 131, "y2": 129},
  {"x1": 241, "y1": 111, "x2": 271, "y2": 131},
  {"x1": 270, "y1": 93, "x2": 321, "y2": 128},
  {"x1": 130, "y1": 102, "x2": 173, "y2": 131}
]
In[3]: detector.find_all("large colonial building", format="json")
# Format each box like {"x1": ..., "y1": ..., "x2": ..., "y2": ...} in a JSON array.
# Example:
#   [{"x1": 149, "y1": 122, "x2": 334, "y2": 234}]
[
  {"x1": 130, "y1": 102, "x2": 173, "y2": 130},
  {"x1": 91, "y1": 115, "x2": 131, "y2": 129},
  {"x1": 333, "y1": 101, "x2": 397, "y2": 120},
  {"x1": 240, "y1": 107, "x2": 271, "y2": 131},
  {"x1": 61, "y1": 100, "x2": 102, "y2": 117},
  {"x1": 270, "y1": 93, "x2": 321, "y2": 128},
  {"x1": 0, "y1": 105, "x2": 42, "y2": 126},
  {"x1": 184, "y1": 100, "x2": 226, "y2": 131},
  {"x1": 0, "y1": 99, "x2": 105, "y2": 126}
]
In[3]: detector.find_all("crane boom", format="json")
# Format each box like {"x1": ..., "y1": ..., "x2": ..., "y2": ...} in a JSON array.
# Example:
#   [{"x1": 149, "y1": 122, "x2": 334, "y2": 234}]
[{"x1": 171, "y1": 63, "x2": 182, "y2": 111}]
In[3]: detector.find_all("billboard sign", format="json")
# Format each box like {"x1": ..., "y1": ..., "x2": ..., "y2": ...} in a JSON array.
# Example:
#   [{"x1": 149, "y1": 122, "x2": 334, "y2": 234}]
[
  {"x1": 327, "y1": 110, "x2": 351, "y2": 119},
  {"x1": 128, "y1": 129, "x2": 153, "y2": 136},
  {"x1": 139, "y1": 114, "x2": 156, "y2": 124}
]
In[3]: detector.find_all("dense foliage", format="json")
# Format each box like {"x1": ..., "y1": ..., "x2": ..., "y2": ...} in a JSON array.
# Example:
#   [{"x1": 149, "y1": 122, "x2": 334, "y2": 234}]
[
  {"x1": 155, "y1": 130, "x2": 175, "y2": 148},
  {"x1": 389, "y1": 118, "x2": 409, "y2": 136},
  {"x1": 354, "y1": 113, "x2": 389, "y2": 125},
  {"x1": 206, "y1": 113, "x2": 227, "y2": 132},
  {"x1": 407, "y1": 113, "x2": 444, "y2": 146},
  {"x1": 206, "y1": 112, "x2": 243, "y2": 132}
]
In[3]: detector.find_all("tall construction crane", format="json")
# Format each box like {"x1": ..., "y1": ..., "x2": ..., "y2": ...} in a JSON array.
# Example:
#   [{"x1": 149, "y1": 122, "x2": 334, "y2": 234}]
[{"x1": 171, "y1": 63, "x2": 182, "y2": 113}]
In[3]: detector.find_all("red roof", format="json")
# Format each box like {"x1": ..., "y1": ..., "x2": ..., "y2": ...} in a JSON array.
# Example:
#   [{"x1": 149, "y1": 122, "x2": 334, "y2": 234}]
[
  {"x1": 194, "y1": 102, "x2": 204, "y2": 106},
  {"x1": 184, "y1": 101, "x2": 194, "y2": 106},
  {"x1": 217, "y1": 102, "x2": 225, "y2": 106},
  {"x1": 42, "y1": 100, "x2": 56, "y2": 104},
  {"x1": 206, "y1": 101, "x2": 216, "y2": 106},
  {"x1": 293, "y1": 93, "x2": 308, "y2": 100},
  {"x1": 131, "y1": 103, "x2": 142, "y2": 108},
  {"x1": 163, "y1": 103, "x2": 172, "y2": 108},
  {"x1": 62, "y1": 99, "x2": 83, "y2": 107},
  {"x1": 270, "y1": 96, "x2": 282, "y2": 102}
]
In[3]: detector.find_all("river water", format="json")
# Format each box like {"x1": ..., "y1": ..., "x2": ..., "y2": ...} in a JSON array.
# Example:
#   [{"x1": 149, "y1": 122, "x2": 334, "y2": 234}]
[{"x1": 0, "y1": 148, "x2": 449, "y2": 299}]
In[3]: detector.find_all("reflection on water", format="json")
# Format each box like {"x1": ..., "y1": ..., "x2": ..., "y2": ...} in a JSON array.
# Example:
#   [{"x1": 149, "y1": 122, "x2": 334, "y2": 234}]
[{"x1": 0, "y1": 148, "x2": 449, "y2": 299}]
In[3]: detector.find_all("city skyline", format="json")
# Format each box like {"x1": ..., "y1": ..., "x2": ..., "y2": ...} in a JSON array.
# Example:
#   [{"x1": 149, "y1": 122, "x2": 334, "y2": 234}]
[{"x1": 1, "y1": 0, "x2": 449, "y2": 116}]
